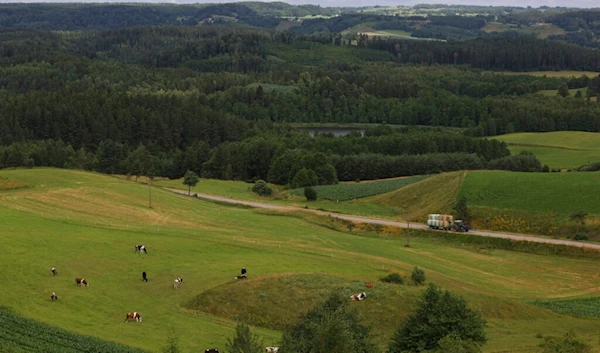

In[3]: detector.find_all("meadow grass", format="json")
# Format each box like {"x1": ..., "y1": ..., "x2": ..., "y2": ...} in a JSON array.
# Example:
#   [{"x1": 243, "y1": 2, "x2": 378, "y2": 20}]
[
  {"x1": 481, "y1": 22, "x2": 564, "y2": 38},
  {"x1": 492, "y1": 131, "x2": 600, "y2": 168},
  {"x1": 536, "y1": 87, "x2": 589, "y2": 97},
  {"x1": 359, "y1": 172, "x2": 465, "y2": 220},
  {"x1": 286, "y1": 175, "x2": 429, "y2": 201},
  {"x1": 459, "y1": 171, "x2": 600, "y2": 214},
  {"x1": 2, "y1": 169, "x2": 600, "y2": 352}
]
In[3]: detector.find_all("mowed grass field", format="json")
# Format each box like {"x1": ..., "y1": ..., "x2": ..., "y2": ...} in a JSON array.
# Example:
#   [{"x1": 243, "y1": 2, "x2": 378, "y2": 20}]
[
  {"x1": 493, "y1": 131, "x2": 600, "y2": 169},
  {"x1": 3, "y1": 168, "x2": 600, "y2": 351}
]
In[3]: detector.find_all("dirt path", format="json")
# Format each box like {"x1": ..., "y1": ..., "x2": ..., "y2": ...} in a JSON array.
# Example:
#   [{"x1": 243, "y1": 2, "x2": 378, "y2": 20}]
[{"x1": 165, "y1": 188, "x2": 600, "y2": 250}]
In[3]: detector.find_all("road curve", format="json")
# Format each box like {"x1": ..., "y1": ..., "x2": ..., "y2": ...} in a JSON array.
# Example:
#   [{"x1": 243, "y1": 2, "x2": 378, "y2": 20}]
[{"x1": 165, "y1": 188, "x2": 600, "y2": 250}]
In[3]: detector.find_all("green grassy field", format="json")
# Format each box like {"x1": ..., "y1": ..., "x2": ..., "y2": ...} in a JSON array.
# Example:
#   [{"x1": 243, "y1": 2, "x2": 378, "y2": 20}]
[
  {"x1": 287, "y1": 175, "x2": 429, "y2": 201},
  {"x1": 3, "y1": 168, "x2": 600, "y2": 352},
  {"x1": 0, "y1": 176, "x2": 30, "y2": 190},
  {"x1": 493, "y1": 131, "x2": 600, "y2": 169},
  {"x1": 459, "y1": 171, "x2": 599, "y2": 214}
]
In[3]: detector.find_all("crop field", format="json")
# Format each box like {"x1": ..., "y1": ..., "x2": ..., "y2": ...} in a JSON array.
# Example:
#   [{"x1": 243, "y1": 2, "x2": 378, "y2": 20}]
[
  {"x1": 481, "y1": 22, "x2": 565, "y2": 39},
  {"x1": 458, "y1": 171, "x2": 600, "y2": 214},
  {"x1": 533, "y1": 297, "x2": 600, "y2": 319},
  {"x1": 286, "y1": 175, "x2": 429, "y2": 201},
  {"x1": 3, "y1": 168, "x2": 600, "y2": 352},
  {"x1": 0, "y1": 307, "x2": 144, "y2": 353},
  {"x1": 492, "y1": 131, "x2": 600, "y2": 169}
]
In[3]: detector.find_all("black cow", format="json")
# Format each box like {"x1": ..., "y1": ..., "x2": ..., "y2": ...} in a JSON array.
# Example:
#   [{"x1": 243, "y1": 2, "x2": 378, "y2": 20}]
[
  {"x1": 134, "y1": 245, "x2": 147, "y2": 254},
  {"x1": 142, "y1": 271, "x2": 148, "y2": 282}
]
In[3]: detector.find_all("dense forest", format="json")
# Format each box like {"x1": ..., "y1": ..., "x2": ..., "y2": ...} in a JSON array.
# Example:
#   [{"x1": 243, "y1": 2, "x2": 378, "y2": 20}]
[{"x1": 0, "y1": 4, "x2": 598, "y2": 186}]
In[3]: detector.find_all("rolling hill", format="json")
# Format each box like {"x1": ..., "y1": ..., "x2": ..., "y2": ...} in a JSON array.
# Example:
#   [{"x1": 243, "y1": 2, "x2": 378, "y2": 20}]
[{"x1": 2, "y1": 168, "x2": 600, "y2": 351}]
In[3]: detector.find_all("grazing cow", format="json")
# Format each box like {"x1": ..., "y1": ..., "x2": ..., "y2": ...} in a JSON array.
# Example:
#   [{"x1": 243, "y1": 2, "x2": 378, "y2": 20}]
[
  {"x1": 174, "y1": 277, "x2": 183, "y2": 289},
  {"x1": 266, "y1": 347, "x2": 279, "y2": 353},
  {"x1": 235, "y1": 267, "x2": 247, "y2": 280},
  {"x1": 50, "y1": 292, "x2": 58, "y2": 301},
  {"x1": 75, "y1": 278, "x2": 89, "y2": 287},
  {"x1": 142, "y1": 271, "x2": 148, "y2": 282},
  {"x1": 205, "y1": 349, "x2": 219, "y2": 353},
  {"x1": 125, "y1": 312, "x2": 142, "y2": 323},
  {"x1": 365, "y1": 282, "x2": 374, "y2": 288},
  {"x1": 51, "y1": 267, "x2": 57, "y2": 276},
  {"x1": 350, "y1": 292, "x2": 367, "y2": 301},
  {"x1": 134, "y1": 245, "x2": 147, "y2": 254}
]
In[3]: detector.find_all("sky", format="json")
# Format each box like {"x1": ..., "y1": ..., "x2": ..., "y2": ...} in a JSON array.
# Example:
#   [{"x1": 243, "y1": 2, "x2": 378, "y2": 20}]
[{"x1": 0, "y1": 0, "x2": 597, "y2": 8}]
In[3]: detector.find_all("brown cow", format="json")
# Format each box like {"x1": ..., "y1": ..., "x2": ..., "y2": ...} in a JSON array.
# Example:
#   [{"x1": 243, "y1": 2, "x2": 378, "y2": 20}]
[
  {"x1": 350, "y1": 292, "x2": 367, "y2": 301},
  {"x1": 75, "y1": 278, "x2": 89, "y2": 287},
  {"x1": 365, "y1": 283, "x2": 374, "y2": 288},
  {"x1": 125, "y1": 312, "x2": 142, "y2": 323}
]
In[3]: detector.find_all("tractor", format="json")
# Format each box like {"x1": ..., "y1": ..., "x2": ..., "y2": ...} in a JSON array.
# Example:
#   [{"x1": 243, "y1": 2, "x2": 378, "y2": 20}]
[{"x1": 450, "y1": 220, "x2": 470, "y2": 232}]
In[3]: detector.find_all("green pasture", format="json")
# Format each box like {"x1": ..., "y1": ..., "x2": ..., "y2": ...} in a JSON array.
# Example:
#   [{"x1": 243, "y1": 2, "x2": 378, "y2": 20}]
[
  {"x1": 481, "y1": 22, "x2": 564, "y2": 39},
  {"x1": 493, "y1": 131, "x2": 600, "y2": 169},
  {"x1": 459, "y1": 171, "x2": 600, "y2": 214},
  {"x1": 536, "y1": 87, "x2": 590, "y2": 97},
  {"x1": 2, "y1": 169, "x2": 600, "y2": 351}
]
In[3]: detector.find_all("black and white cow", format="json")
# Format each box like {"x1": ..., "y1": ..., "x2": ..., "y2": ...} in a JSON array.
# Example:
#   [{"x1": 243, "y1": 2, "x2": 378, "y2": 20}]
[
  {"x1": 205, "y1": 349, "x2": 219, "y2": 353},
  {"x1": 235, "y1": 268, "x2": 247, "y2": 280},
  {"x1": 142, "y1": 271, "x2": 148, "y2": 282},
  {"x1": 134, "y1": 245, "x2": 147, "y2": 254},
  {"x1": 50, "y1": 292, "x2": 58, "y2": 301},
  {"x1": 350, "y1": 292, "x2": 366, "y2": 301},
  {"x1": 51, "y1": 267, "x2": 57, "y2": 276},
  {"x1": 173, "y1": 277, "x2": 183, "y2": 289},
  {"x1": 265, "y1": 347, "x2": 279, "y2": 353},
  {"x1": 75, "y1": 278, "x2": 89, "y2": 287}
]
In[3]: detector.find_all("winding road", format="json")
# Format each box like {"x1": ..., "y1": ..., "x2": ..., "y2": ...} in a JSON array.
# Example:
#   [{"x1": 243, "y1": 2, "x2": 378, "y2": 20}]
[{"x1": 165, "y1": 188, "x2": 600, "y2": 250}]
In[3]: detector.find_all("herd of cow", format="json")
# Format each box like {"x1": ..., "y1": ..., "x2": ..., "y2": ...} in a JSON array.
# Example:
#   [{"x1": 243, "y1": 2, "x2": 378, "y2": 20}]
[
  {"x1": 46, "y1": 243, "x2": 372, "y2": 352},
  {"x1": 47, "y1": 245, "x2": 280, "y2": 352}
]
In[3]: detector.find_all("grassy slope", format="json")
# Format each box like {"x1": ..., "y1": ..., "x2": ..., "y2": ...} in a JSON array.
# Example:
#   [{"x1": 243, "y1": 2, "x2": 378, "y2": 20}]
[
  {"x1": 358, "y1": 172, "x2": 465, "y2": 221},
  {"x1": 0, "y1": 176, "x2": 29, "y2": 190},
  {"x1": 493, "y1": 131, "x2": 600, "y2": 169},
  {"x1": 2, "y1": 169, "x2": 600, "y2": 351},
  {"x1": 286, "y1": 175, "x2": 429, "y2": 201}
]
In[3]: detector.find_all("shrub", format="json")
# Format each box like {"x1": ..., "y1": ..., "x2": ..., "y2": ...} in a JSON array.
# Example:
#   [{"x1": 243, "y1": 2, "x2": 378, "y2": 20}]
[
  {"x1": 304, "y1": 187, "x2": 317, "y2": 201},
  {"x1": 388, "y1": 284, "x2": 486, "y2": 353},
  {"x1": 225, "y1": 323, "x2": 264, "y2": 353},
  {"x1": 252, "y1": 180, "x2": 272, "y2": 196},
  {"x1": 380, "y1": 273, "x2": 404, "y2": 285},
  {"x1": 539, "y1": 331, "x2": 590, "y2": 353},
  {"x1": 280, "y1": 292, "x2": 379, "y2": 353},
  {"x1": 574, "y1": 233, "x2": 588, "y2": 241},
  {"x1": 411, "y1": 266, "x2": 426, "y2": 285},
  {"x1": 291, "y1": 167, "x2": 318, "y2": 189}
]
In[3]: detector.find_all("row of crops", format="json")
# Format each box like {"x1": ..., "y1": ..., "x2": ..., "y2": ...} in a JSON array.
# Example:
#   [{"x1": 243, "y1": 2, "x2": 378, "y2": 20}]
[
  {"x1": 0, "y1": 307, "x2": 146, "y2": 353},
  {"x1": 532, "y1": 297, "x2": 600, "y2": 318},
  {"x1": 288, "y1": 175, "x2": 429, "y2": 201}
]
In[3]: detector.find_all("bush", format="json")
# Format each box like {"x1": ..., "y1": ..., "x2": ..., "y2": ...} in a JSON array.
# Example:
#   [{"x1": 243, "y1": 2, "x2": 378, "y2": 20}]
[
  {"x1": 225, "y1": 323, "x2": 264, "y2": 353},
  {"x1": 411, "y1": 266, "x2": 426, "y2": 285},
  {"x1": 539, "y1": 331, "x2": 590, "y2": 353},
  {"x1": 380, "y1": 273, "x2": 404, "y2": 285},
  {"x1": 252, "y1": 180, "x2": 272, "y2": 196},
  {"x1": 291, "y1": 167, "x2": 318, "y2": 189},
  {"x1": 280, "y1": 292, "x2": 379, "y2": 353},
  {"x1": 388, "y1": 284, "x2": 486, "y2": 353},
  {"x1": 304, "y1": 187, "x2": 317, "y2": 201},
  {"x1": 574, "y1": 233, "x2": 588, "y2": 241}
]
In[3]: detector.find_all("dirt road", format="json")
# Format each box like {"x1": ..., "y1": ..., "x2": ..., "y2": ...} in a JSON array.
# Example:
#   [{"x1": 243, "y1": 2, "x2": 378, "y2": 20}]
[{"x1": 166, "y1": 188, "x2": 600, "y2": 250}]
